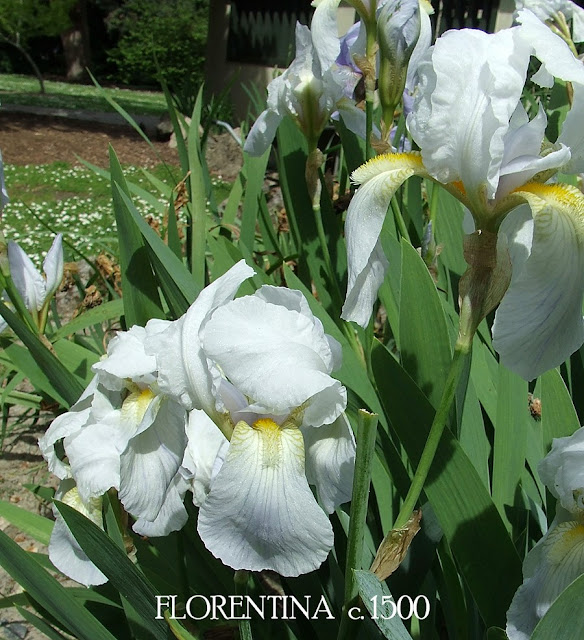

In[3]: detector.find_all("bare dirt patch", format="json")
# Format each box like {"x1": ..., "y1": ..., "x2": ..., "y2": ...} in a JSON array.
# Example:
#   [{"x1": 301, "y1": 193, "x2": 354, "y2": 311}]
[
  {"x1": 0, "y1": 111, "x2": 179, "y2": 168},
  {"x1": 0, "y1": 111, "x2": 244, "y2": 180}
]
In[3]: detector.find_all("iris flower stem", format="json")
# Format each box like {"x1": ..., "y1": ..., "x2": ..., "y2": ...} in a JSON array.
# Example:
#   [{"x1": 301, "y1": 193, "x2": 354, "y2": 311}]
[
  {"x1": 364, "y1": 19, "x2": 377, "y2": 161},
  {"x1": 365, "y1": 97, "x2": 374, "y2": 161},
  {"x1": 391, "y1": 196, "x2": 410, "y2": 242},
  {"x1": 338, "y1": 409, "x2": 379, "y2": 638},
  {"x1": 392, "y1": 339, "x2": 470, "y2": 530}
]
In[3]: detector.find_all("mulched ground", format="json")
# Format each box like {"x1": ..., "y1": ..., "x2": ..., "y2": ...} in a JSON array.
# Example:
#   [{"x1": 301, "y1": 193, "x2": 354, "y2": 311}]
[{"x1": 0, "y1": 110, "x2": 180, "y2": 167}]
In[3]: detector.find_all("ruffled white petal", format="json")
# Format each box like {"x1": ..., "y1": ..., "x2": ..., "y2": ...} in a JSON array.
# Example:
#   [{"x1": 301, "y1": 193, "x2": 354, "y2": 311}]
[
  {"x1": 311, "y1": 0, "x2": 342, "y2": 71},
  {"x1": 254, "y1": 285, "x2": 342, "y2": 371},
  {"x1": 42, "y1": 234, "x2": 64, "y2": 301},
  {"x1": 538, "y1": 426, "x2": 584, "y2": 514},
  {"x1": 342, "y1": 153, "x2": 425, "y2": 327},
  {"x1": 506, "y1": 519, "x2": 584, "y2": 640},
  {"x1": 132, "y1": 473, "x2": 189, "y2": 537},
  {"x1": 572, "y1": 2, "x2": 584, "y2": 42},
  {"x1": 497, "y1": 104, "x2": 571, "y2": 198},
  {"x1": 146, "y1": 260, "x2": 254, "y2": 414},
  {"x1": 93, "y1": 326, "x2": 157, "y2": 391},
  {"x1": 302, "y1": 413, "x2": 355, "y2": 513},
  {"x1": 182, "y1": 408, "x2": 229, "y2": 506},
  {"x1": 202, "y1": 295, "x2": 346, "y2": 425},
  {"x1": 408, "y1": 27, "x2": 531, "y2": 201},
  {"x1": 119, "y1": 397, "x2": 187, "y2": 521},
  {"x1": 39, "y1": 406, "x2": 92, "y2": 480},
  {"x1": 492, "y1": 184, "x2": 584, "y2": 380},
  {"x1": 243, "y1": 109, "x2": 283, "y2": 157},
  {"x1": 197, "y1": 420, "x2": 334, "y2": 576},
  {"x1": 65, "y1": 417, "x2": 125, "y2": 502},
  {"x1": 517, "y1": 10, "x2": 584, "y2": 85},
  {"x1": 559, "y1": 82, "x2": 584, "y2": 174},
  {"x1": 7, "y1": 241, "x2": 46, "y2": 312},
  {"x1": 49, "y1": 480, "x2": 107, "y2": 587}
]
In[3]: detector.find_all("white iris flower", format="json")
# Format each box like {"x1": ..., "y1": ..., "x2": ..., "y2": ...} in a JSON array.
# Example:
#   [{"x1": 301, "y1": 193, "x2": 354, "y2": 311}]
[
  {"x1": 147, "y1": 263, "x2": 355, "y2": 577},
  {"x1": 48, "y1": 479, "x2": 107, "y2": 587},
  {"x1": 342, "y1": 10, "x2": 584, "y2": 380},
  {"x1": 506, "y1": 427, "x2": 584, "y2": 639},
  {"x1": 0, "y1": 234, "x2": 63, "y2": 333},
  {"x1": 515, "y1": 0, "x2": 584, "y2": 42},
  {"x1": 244, "y1": 11, "x2": 361, "y2": 155},
  {"x1": 39, "y1": 321, "x2": 189, "y2": 565}
]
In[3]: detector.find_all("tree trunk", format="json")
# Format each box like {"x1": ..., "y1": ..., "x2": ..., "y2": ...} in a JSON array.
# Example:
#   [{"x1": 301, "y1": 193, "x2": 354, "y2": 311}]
[
  {"x1": 61, "y1": 0, "x2": 91, "y2": 81},
  {"x1": 0, "y1": 34, "x2": 45, "y2": 93}
]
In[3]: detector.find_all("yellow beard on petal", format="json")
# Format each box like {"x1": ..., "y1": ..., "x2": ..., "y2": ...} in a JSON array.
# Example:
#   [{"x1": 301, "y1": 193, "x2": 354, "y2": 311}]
[
  {"x1": 546, "y1": 521, "x2": 584, "y2": 566},
  {"x1": 121, "y1": 385, "x2": 156, "y2": 427},
  {"x1": 351, "y1": 151, "x2": 424, "y2": 185},
  {"x1": 252, "y1": 418, "x2": 284, "y2": 468},
  {"x1": 229, "y1": 418, "x2": 306, "y2": 471},
  {"x1": 512, "y1": 182, "x2": 584, "y2": 244}
]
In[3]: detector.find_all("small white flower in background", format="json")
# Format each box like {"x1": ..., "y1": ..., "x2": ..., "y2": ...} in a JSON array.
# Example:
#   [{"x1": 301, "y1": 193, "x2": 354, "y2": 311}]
[
  {"x1": 0, "y1": 151, "x2": 8, "y2": 213},
  {"x1": 341, "y1": 10, "x2": 584, "y2": 381},
  {"x1": 506, "y1": 427, "x2": 584, "y2": 639},
  {"x1": 0, "y1": 234, "x2": 63, "y2": 332},
  {"x1": 147, "y1": 261, "x2": 355, "y2": 577},
  {"x1": 515, "y1": 0, "x2": 584, "y2": 42},
  {"x1": 39, "y1": 320, "x2": 189, "y2": 585}
]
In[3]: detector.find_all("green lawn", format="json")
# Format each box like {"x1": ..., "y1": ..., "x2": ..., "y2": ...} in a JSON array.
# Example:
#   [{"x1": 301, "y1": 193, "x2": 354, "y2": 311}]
[
  {"x1": 2, "y1": 162, "x2": 232, "y2": 264},
  {"x1": 0, "y1": 73, "x2": 167, "y2": 116}
]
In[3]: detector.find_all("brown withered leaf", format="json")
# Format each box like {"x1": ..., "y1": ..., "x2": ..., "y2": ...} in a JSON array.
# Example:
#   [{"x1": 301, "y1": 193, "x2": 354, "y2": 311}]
[
  {"x1": 174, "y1": 171, "x2": 190, "y2": 215},
  {"x1": 370, "y1": 509, "x2": 422, "y2": 581}
]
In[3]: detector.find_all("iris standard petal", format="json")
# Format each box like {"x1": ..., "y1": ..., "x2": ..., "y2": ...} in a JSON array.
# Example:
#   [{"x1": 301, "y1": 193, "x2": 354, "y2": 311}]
[
  {"x1": 92, "y1": 325, "x2": 158, "y2": 391},
  {"x1": 254, "y1": 284, "x2": 342, "y2": 371},
  {"x1": 492, "y1": 183, "x2": 584, "y2": 380},
  {"x1": 197, "y1": 419, "x2": 334, "y2": 576},
  {"x1": 517, "y1": 9, "x2": 584, "y2": 86},
  {"x1": 407, "y1": 27, "x2": 531, "y2": 202},
  {"x1": 311, "y1": 0, "x2": 342, "y2": 71},
  {"x1": 202, "y1": 294, "x2": 346, "y2": 425},
  {"x1": 146, "y1": 260, "x2": 254, "y2": 413}
]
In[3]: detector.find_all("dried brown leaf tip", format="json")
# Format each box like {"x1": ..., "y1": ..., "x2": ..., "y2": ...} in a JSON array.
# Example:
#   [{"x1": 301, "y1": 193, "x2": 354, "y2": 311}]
[{"x1": 370, "y1": 509, "x2": 422, "y2": 581}]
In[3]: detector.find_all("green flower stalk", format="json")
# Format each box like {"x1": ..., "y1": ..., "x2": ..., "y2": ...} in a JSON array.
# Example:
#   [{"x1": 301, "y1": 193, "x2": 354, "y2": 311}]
[{"x1": 377, "y1": 0, "x2": 421, "y2": 141}]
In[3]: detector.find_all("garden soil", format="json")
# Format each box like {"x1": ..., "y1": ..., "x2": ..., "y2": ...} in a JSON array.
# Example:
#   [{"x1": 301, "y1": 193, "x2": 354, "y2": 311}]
[{"x1": 0, "y1": 110, "x2": 244, "y2": 640}]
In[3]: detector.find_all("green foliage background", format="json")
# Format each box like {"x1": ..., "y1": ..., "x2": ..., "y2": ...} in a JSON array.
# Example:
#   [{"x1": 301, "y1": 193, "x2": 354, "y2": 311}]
[{"x1": 106, "y1": 0, "x2": 209, "y2": 93}]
